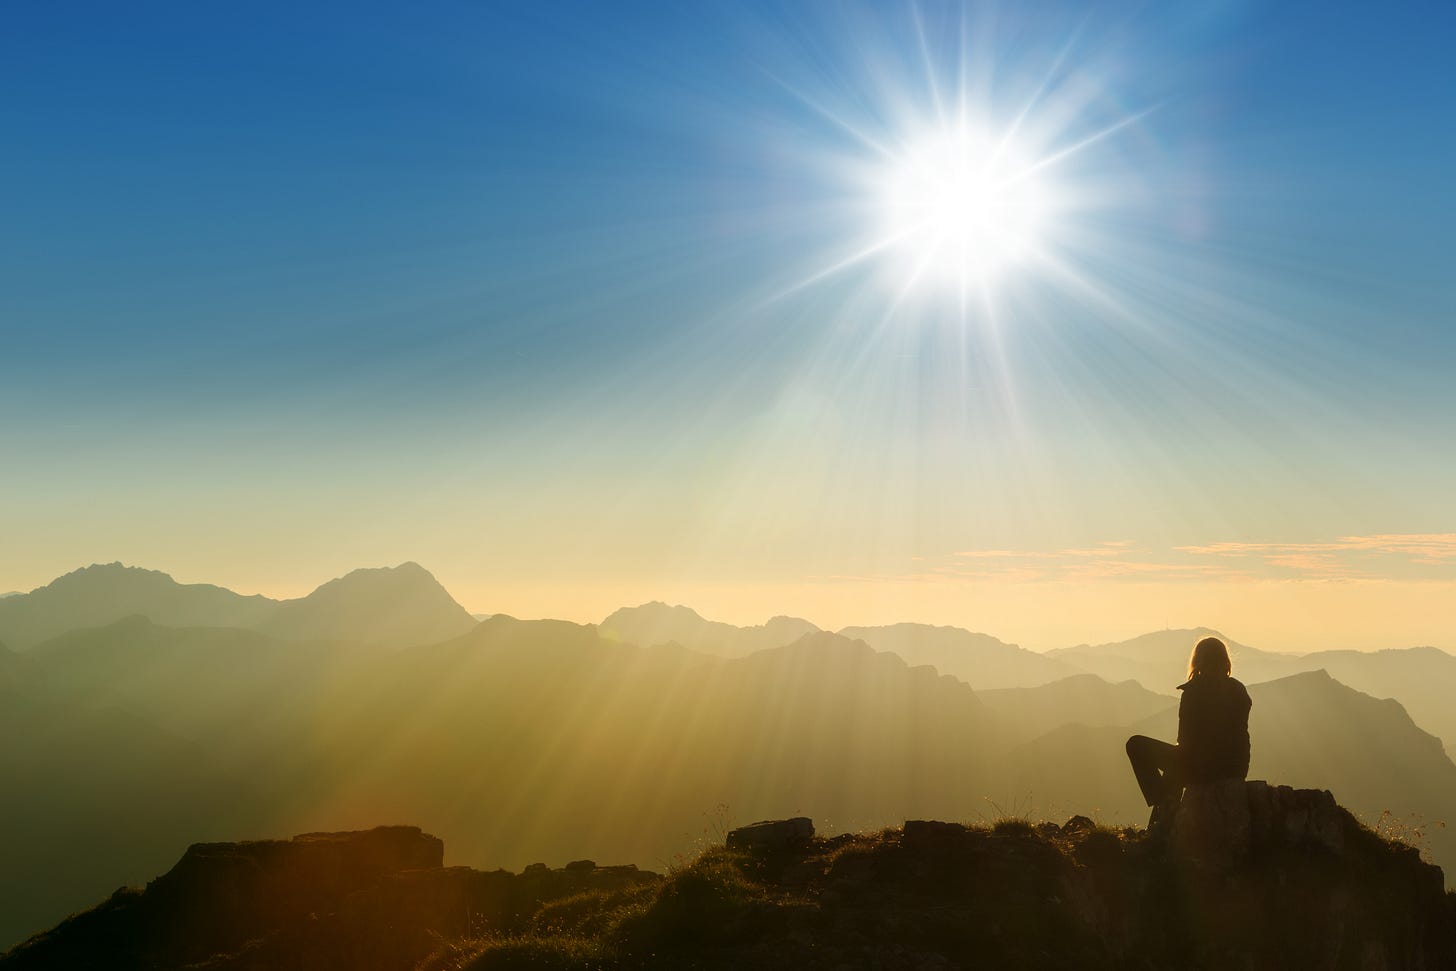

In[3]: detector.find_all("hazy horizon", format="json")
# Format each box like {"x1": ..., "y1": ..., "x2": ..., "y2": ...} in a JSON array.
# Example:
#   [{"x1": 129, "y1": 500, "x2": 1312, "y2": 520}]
[{"x1": 5, "y1": 558, "x2": 1452, "y2": 656}]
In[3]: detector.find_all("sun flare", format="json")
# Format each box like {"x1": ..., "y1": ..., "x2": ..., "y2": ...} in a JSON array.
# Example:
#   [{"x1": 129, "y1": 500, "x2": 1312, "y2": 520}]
[{"x1": 876, "y1": 123, "x2": 1053, "y2": 293}]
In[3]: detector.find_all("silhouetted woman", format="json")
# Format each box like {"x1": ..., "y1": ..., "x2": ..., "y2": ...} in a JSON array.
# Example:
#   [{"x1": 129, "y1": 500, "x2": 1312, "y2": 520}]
[{"x1": 1125, "y1": 636, "x2": 1252, "y2": 833}]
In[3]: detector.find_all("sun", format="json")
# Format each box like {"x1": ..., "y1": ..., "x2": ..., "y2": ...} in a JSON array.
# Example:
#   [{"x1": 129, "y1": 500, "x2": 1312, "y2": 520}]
[{"x1": 875, "y1": 123, "x2": 1053, "y2": 293}]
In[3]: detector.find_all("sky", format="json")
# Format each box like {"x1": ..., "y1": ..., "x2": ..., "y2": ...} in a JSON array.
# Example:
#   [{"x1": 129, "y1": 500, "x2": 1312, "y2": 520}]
[{"x1": 3, "y1": 1, "x2": 1454, "y2": 652}]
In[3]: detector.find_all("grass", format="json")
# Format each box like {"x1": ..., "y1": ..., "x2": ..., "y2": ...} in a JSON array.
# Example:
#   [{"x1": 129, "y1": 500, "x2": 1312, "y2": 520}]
[{"x1": 423, "y1": 846, "x2": 773, "y2": 970}]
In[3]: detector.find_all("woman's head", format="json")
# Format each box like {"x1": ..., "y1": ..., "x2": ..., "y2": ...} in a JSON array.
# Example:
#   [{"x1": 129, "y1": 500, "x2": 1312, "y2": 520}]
[{"x1": 1188, "y1": 635, "x2": 1231, "y2": 679}]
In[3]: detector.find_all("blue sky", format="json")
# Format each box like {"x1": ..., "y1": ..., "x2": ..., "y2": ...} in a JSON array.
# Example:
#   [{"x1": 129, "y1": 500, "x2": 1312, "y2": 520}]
[{"x1": 3, "y1": 1, "x2": 1454, "y2": 649}]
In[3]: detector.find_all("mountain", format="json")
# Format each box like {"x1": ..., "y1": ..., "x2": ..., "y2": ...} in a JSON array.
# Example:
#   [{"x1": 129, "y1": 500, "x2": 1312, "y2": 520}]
[
  {"x1": 1283, "y1": 646, "x2": 1456, "y2": 753},
  {"x1": 1049, "y1": 629, "x2": 1456, "y2": 751},
  {"x1": 258, "y1": 562, "x2": 477, "y2": 648},
  {"x1": 1046, "y1": 627, "x2": 1301, "y2": 692},
  {"x1": 0, "y1": 563, "x2": 277, "y2": 650},
  {"x1": 976, "y1": 674, "x2": 1177, "y2": 741},
  {"x1": 272, "y1": 622, "x2": 1002, "y2": 871},
  {"x1": 0, "y1": 645, "x2": 23, "y2": 689},
  {"x1": 599, "y1": 602, "x2": 820, "y2": 657},
  {"x1": 0, "y1": 562, "x2": 476, "y2": 653},
  {"x1": 840, "y1": 622, "x2": 1082, "y2": 690},
  {"x1": 0, "y1": 690, "x2": 241, "y2": 951},
  {"x1": 20, "y1": 616, "x2": 365, "y2": 742},
  {"x1": 8, "y1": 599, "x2": 1456, "y2": 952}
]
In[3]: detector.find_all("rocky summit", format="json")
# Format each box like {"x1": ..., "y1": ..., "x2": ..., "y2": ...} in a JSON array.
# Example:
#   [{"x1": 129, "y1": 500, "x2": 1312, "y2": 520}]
[{"x1": 2, "y1": 787, "x2": 1453, "y2": 970}]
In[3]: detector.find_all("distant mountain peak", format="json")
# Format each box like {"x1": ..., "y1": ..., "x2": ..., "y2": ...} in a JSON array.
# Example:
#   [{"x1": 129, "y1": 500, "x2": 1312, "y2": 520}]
[
  {"x1": 597, "y1": 602, "x2": 818, "y2": 658},
  {"x1": 260, "y1": 562, "x2": 475, "y2": 648},
  {"x1": 0, "y1": 563, "x2": 278, "y2": 650}
]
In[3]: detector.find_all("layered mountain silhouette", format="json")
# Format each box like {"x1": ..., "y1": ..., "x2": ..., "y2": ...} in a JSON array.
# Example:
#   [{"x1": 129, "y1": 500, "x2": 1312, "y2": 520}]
[
  {"x1": 842, "y1": 622, "x2": 1081, "y2": 690},
  {"x1": 978, "y1": 673, "x2": 1176, "y2": 741},
  {"x1": 599, "y1": 602, "x2": 820, "y2": 657},
  {"x1": 0, "y1": 564, "x2": 277, "y2": 649},
  {"x1": 602, "y1": 605, "x2": 1078, "y2": 690},
  {"x1": 4, "y1": 563, "x2": 1456, "y2": 953},
  {"x1": 0, "y1": 562, "x2": 474, "y2": 651},
  {"x1": 1008, "y1": 669, "x2": 1456, "y2": 868},
  {"x1": 1047, "y1": 627, "x2": 1299, "y2": 691}
]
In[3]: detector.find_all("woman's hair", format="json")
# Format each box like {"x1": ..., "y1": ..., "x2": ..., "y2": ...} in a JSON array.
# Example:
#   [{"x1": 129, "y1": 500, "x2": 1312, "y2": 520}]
[{"x1": 1188, "y1": 635, "x2": 1232, "y2": 679}]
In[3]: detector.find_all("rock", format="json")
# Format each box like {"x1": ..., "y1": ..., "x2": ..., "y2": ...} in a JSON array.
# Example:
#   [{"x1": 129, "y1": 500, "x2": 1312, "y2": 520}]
[
  {"x1": 1062, "y1": 815, "x2": 1097, "y2": 835},
  {"x1": 1170, "y1": 778, "x2": 1250, "y2": 872},
  {"x1": 0, "y1": 826, "x2": 662, "y2": 970},
  {"x1": 1247, "y1": 781, "x2": 1348, "y2": 854},
  {"x1": 902, "y1": 820, "x2": 969, "y2": 845},
  {"x1": 1174, "y1": 780, "x2": 1360, "y2": 872},
  {"x1": 726, "y1": 817, "x2": 814, "y2": 852}
]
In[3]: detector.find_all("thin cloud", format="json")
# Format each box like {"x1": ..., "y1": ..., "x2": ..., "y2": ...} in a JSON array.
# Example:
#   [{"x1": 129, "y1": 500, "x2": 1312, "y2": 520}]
[{"x1": 804, "y1": 535, "x2": 1456, "y2": 586}]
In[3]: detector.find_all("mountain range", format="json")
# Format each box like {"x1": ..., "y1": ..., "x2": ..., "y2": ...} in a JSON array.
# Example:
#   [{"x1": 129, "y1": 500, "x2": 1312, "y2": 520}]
[
  {"x1": 3, "y1": 563, "x2": 1455, "y2": 952},
  {"x1": 0, "y1": 562, "x2": 476, "y2": 650}
]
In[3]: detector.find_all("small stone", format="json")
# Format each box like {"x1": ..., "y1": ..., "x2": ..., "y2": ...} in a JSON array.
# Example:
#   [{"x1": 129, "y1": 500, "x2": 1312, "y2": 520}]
[{"x1": 1063, "y1": 815, "x2": 1097, "y2": 834}]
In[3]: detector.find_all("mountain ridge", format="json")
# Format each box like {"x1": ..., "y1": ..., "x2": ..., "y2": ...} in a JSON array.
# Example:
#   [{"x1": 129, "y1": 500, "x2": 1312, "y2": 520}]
[{"x1": 0, "y1": 561, "x2": 476, "y2": 652}]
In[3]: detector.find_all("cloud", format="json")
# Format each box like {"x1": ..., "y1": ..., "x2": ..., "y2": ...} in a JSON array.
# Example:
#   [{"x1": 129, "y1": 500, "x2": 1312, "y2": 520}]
[
  {"x1": 1177, "y1": 533, "x2": 1456, "y2": 562},
  {"x1": 1176, "y1": 534, "x2": 1456, "y2": 577},
  {"x1": 832, "y1": 534, "x2": 1456, "y2": 586},
  {"x1": 951, "y1": 541, "x2": 1134, "y2": 561}
]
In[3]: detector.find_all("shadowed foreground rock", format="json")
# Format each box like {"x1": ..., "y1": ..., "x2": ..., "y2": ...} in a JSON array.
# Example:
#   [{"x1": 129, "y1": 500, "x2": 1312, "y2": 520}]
[
  {"x1": 0, "y1": 827, "x2": 656, "y2": 971},
  {"x1": 725, "y1": 816, "x2": 814, "y2": 852},
  {"x1": 1172, "y1": 780, "x2": 1354, "y2": 873},
  {"x1": 4, "y1": 790, "x2": 1453, "y2": 971}
]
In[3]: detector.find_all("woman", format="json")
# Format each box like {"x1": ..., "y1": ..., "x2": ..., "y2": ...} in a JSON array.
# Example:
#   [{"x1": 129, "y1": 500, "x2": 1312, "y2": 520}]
[{"x1": 1125, "y1": 636, "x2": 1252, "y2": 833}]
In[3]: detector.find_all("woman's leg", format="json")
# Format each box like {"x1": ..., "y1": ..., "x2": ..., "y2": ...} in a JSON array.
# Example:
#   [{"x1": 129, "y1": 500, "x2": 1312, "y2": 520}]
[{"x1": 1125, "y1": 735, "x2": 1182, "y2": 807}]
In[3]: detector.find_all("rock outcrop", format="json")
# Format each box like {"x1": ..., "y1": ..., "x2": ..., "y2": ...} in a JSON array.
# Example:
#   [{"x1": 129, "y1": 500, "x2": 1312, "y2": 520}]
[
  {"x1": 1171, "y1": 781, "x2": 1368, "y2": 875},
  {"x1": 4, "y1": 793, "x2": 1452, "y2": 970},
  {"x1": 0, "y1": 826, "x2": 656, "y2": 971},
  {"x1": 726, "y1": 816, "x2": 814, "y2": 852}
]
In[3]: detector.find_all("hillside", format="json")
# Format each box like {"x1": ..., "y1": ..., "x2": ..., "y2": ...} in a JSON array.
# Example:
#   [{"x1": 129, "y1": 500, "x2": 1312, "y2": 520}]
[
  {"x1": 288, "y1": 622, "x2": 1006, "y2": 870},
  {"x1": 20, "y1": 615, "x2": 368, "y2": 741},
  {"x1": 10, "y1": 606, "x2": 1456, "y2": 950},
  {"x1": 840, "y1": 622, "x2": 1081, "y2": 690},
  {"x1": 599, "y1": 602, "x2": 819, "y2": 657},
  {"x1": 4, "y1": 796, "x2": 1450, "y2": 971},
  {"x1": 1284, "y1": 647, "x2": 1456, "y2": 754},
  {"x1": 0, "y1": 690, "x2": 241, "y2": 950},
  {"x1": 977, "y1": 674, "x2": 1177, "y2": 741}
]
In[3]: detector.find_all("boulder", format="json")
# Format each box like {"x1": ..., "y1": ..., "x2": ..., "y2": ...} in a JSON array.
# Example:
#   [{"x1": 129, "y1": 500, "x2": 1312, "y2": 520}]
[
  {"x1": 1248, "y1": 782, "x2": 1346, "y2": 854},
  {"x1": 726, "y1": 817, "x2": 814, "y2": 852},
  {"x1": 1171, "y1": 778, "x2": 1250, "y2": 871},
  {"x1": 1172, "y1": 780, "x2": 1359, "y2": 872}
]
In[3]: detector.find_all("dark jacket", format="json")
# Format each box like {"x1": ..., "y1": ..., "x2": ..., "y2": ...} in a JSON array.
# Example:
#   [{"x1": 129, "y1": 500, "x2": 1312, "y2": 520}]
[{"x1": 1176, "y1": 673, "x2": 1252, "y2": 784}]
